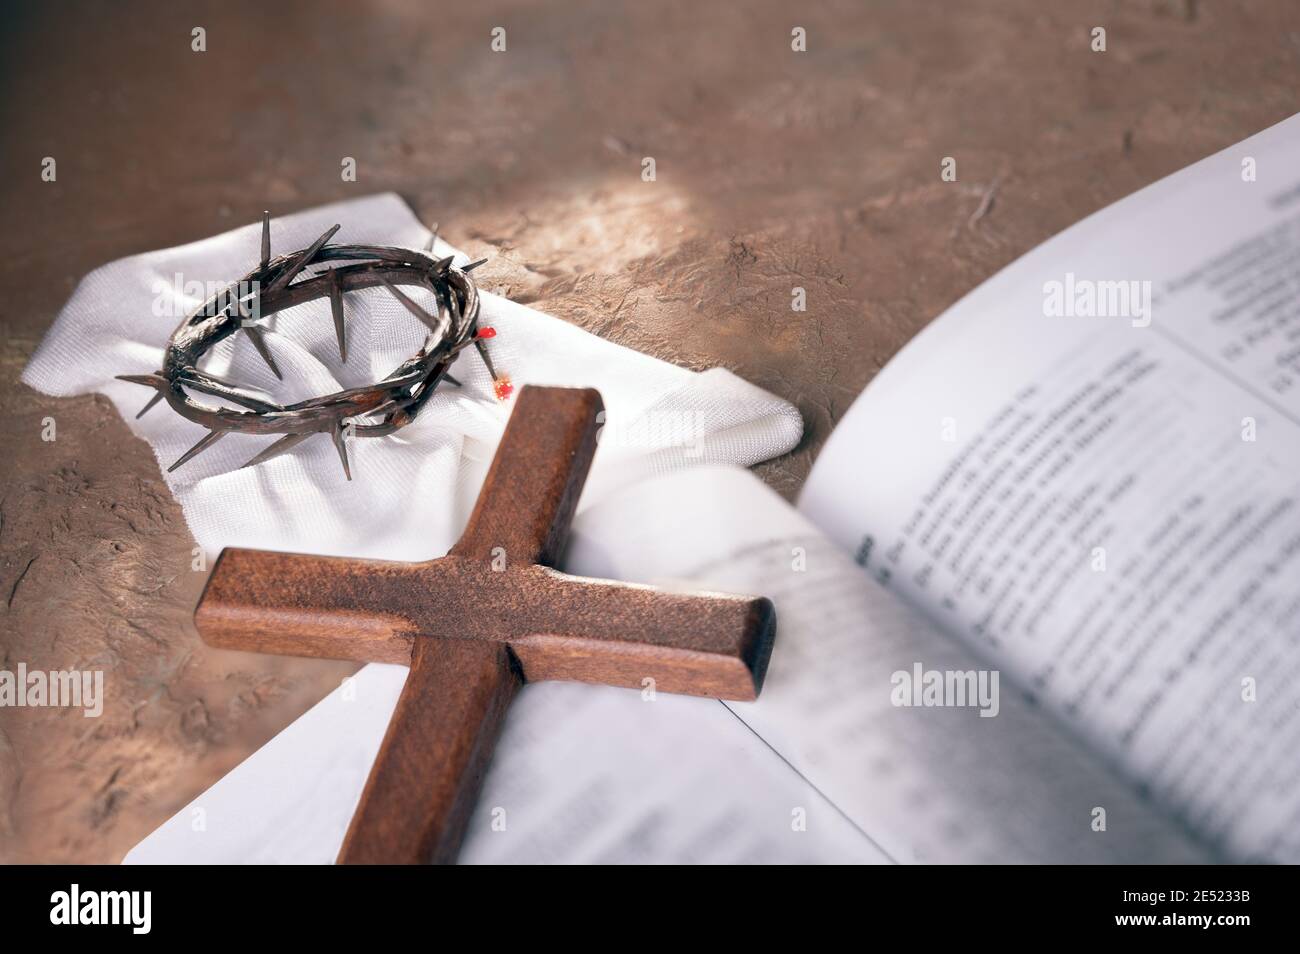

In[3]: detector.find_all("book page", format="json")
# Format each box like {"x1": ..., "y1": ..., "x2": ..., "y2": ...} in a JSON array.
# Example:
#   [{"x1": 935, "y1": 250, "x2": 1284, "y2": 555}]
[
  {"x1": 126, "y1": 660, "x2": 882, "y2": 865},
  {"x1": 126, "y1": 465, "x2": 1203, "y2": 864},
  {"x1": 800, "y1": 113, "x2": 1300, "y2": 862},
  {"x1": 469, "y1": 465, "x2": 1203, "y2": 863}
]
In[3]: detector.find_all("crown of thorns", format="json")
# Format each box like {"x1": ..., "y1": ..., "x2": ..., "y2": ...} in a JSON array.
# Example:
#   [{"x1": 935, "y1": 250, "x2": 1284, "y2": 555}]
[{"x1": 118, "y1": 213, "x2": 508, "y2": 481}]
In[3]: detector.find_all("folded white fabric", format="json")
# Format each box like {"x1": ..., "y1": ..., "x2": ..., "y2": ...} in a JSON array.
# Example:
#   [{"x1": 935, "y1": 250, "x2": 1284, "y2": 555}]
[{"x1": 23, "y1": 193, "x2": 802, "y2": 560}]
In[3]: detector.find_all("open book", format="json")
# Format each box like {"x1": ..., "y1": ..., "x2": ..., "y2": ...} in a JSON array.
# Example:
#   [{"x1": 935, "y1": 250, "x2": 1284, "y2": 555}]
[{"x1": 128, "y1": 113, "x2": 1300, "y2": 865}]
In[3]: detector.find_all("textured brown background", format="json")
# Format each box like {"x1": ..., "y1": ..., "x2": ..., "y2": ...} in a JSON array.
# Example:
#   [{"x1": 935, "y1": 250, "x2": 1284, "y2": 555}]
[{"x1": 1, "y1": 0, "x2": 1297, "y2": 863}]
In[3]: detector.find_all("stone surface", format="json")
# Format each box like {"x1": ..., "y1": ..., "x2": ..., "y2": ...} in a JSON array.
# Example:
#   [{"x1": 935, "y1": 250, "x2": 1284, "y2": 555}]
[{"x1": 2, "y1": 0, "x2": 1298, "y2": 862}]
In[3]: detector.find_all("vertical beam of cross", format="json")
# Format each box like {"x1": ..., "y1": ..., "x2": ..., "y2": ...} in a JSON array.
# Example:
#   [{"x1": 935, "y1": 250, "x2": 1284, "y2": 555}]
[
  {"x1": 337, "y1": 387, "x2": 604, "y2": 863},
  {"x1": 450, "y1": 387, "x2": 602, "y2": 567},
  {"x1": 338, "y1": 637, "x2": 520, "y2": 864}
]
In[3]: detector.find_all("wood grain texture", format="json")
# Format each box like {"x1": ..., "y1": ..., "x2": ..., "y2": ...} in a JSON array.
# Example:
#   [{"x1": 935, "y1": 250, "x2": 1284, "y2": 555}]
[
  {"x1": 196, "y1": 557, "x2": 775, "y2": 698},
  {"x1": 192, "y1": 385, "x2": 777, "y2": 863},
  {"x1": 450, "y1": 386, "x2": 603, "y2": 566},
  {"x1": 337, "y1": 638, "x2": 521, "y2": 864}
]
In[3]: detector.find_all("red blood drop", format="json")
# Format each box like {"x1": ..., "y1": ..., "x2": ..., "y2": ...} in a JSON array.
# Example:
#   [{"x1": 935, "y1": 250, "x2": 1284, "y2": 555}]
[
  {"x1": 476, "y1": 327, "x2": 497, "y2": 339},
  {"x1": 493, "y1": 377, "x2": 514, "y2": 401}
]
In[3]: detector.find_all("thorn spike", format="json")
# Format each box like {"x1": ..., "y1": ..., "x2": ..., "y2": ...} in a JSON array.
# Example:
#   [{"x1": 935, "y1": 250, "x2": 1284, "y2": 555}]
[
  {"x1": 135, "y1": 392, "x2": 164, "y2": 419},
  {"x1": 267, "y1": 223, "x2": 341, "y2": 295},
  {"x1": 168, "y1": 429, "x2": 226, "y2": 472},
  {"x1": 474, "y1": 336, "x2": 499, "y2": 381},
  {"x1": 423, "y1": 222, "x2": 439, "y2": 253},
  {"x1": 442, "y1": 372, "x2": 461, "y2": 387},
  {"x1": 433, "y1": 254, "x2": 455, "y2": 274},
  {"x1": 328, "y1": 272, "x2": 347, "y2": 363},
  {"x1": 463, "y1": 258, "x2": 488, "y2": 272},
  {"x1": 241, "y1": 432, "x2": 311, "y2": 470},
  {"x1": 331, "y1": 424, "x2": 352, "y2": 481},
  {"x1": 116, "y1": 372, "x2": 168, "y2": 390},
  {"x1": 381, "y1": 279, "x2": 447, "y2": 338},
  {"x1": 260, "y1": 210, "x2": 271, "y2": 269},
  {"x1": 242, "y1": 324, "x2": 283, "y2": 380}
]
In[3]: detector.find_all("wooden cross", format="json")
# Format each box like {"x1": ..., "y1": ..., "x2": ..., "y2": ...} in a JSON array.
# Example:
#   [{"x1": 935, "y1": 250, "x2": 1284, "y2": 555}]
[{"x1": 194, "y1": 385, "x2": 777, "y2": 864}]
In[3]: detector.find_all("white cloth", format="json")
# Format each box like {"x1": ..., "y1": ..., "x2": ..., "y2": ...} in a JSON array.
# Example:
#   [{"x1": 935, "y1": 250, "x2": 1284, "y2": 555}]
[{"x1": 23, "y1": 193, "x2": 802, "y2": 560}]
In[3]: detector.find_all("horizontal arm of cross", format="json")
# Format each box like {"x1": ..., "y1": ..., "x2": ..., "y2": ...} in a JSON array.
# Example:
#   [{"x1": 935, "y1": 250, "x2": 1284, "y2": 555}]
[
  {"x1": 197, "y1": 552, "x2": 774, "y2": 700},
  {"x1": 196, "y1": 549, "x2": 423, "y2": 665}
]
